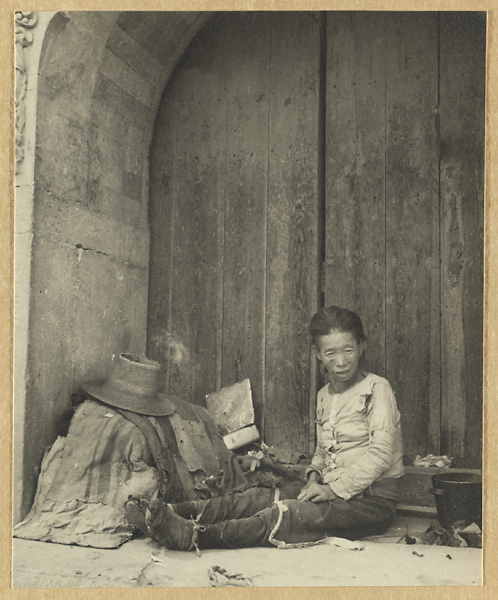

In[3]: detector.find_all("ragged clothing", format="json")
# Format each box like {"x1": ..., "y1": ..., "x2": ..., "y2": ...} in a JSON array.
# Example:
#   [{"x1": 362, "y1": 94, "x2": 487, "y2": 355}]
[
  {"x1": 142, "y1": 374, "x2": 404, "y2": 552},
  {"x1": 148, "y1": 483, "x2": 397, "y2": 550},
  {"x1": 306, "y1": 373, "x2": 404, "y2": 501},
  {"x1": 14, "y1": 398, "x2": 246, "y2": 548},
  {"x1": 134, "y1": 373, "x2": 404, "y2": 552}
]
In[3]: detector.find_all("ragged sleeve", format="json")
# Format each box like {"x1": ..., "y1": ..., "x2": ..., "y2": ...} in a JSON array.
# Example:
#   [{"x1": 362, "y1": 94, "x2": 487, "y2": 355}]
[{"x1": 328, "y1": 380, "x2": 401, "y2": 500}]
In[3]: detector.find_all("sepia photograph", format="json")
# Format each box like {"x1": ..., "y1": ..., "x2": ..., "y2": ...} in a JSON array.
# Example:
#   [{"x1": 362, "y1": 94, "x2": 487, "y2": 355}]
[{"x1": 10, "y1": 6, "x2": 486, "y2": 590}]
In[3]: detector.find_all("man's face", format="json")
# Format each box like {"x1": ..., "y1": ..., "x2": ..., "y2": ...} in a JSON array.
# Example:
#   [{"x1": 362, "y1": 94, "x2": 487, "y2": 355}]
[{"x1": 315, "y1": 329, "x2": 363, "y2": 386}]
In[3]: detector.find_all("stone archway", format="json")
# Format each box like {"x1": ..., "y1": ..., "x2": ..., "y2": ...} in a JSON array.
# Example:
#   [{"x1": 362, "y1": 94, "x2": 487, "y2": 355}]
[{"x1": 14, "y1": 10, "x2": 212, "y2": 522}]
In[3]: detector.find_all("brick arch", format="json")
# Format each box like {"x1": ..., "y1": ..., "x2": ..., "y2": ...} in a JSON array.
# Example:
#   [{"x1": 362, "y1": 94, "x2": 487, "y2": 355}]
[{"x1": 87, "y1": 12, "x2": 213, "y2": 210}]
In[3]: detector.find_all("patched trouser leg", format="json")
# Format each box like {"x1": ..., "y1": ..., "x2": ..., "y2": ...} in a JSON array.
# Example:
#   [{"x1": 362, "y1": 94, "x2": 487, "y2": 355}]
[
  {"x1": 199, "y1": 503, "x2": 282, "y2": 549},
  {"x1": 270, "y1": 494, "x2": 397, "y2": 544},
  {"x1": 172, "y1": 486, "x2": 279, "y2": 525},
  {"x1": 174, "y1": 490, "x2": 396, "y2": 550}
]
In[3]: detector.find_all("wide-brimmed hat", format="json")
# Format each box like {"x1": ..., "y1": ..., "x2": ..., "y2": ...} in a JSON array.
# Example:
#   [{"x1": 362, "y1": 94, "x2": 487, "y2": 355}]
[{"x1": 82, "y1": 353, "x2": 175, "y2": 416}]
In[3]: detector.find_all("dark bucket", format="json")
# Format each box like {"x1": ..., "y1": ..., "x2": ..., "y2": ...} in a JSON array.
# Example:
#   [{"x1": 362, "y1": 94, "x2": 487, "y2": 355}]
[{"x1": 430, "y1": 472, "x2": 482, "y2": 530}]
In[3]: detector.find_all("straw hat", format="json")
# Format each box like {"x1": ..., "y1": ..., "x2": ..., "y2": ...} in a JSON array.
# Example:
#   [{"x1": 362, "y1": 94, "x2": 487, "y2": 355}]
[{"x1": 82, "y1": 353, "x2": 175, "y2": 416}]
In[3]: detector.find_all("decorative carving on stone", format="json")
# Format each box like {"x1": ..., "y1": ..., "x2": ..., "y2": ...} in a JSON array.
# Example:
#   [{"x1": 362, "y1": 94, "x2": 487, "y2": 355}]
[{"x1": 15, "y1": 11, "x2": 39, "y2": 174}]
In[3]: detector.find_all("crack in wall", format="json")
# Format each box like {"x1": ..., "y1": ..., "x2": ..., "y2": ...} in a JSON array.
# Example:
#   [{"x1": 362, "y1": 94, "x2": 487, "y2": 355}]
[{"x1": 75, "y1": 243, "x2": 109, "y2": 257}]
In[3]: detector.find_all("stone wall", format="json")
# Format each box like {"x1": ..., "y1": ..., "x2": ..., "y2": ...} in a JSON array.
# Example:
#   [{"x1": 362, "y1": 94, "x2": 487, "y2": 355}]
[{"x1": 16, "y1": 11, "x2": 210, "y2": 519}]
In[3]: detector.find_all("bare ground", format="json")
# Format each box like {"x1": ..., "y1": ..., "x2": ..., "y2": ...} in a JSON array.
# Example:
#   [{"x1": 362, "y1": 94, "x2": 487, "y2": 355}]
[{"x1": 12, "y1": 515, "x2": 482, "y2": 588}]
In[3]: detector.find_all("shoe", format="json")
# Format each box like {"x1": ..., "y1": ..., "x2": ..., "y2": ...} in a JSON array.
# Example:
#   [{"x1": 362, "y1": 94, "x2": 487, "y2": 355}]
[
  {"x1": 146, "y1": 499, "x2": 205, "y2": 552},
  {"x1": 124, "y1": 498, "x2": 149, "y2": 536}
]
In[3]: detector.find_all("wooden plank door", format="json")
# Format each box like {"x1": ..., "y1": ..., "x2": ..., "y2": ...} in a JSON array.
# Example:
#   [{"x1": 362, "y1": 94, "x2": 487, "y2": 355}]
[
  {"x1": 324, "y1": 12, "x2": 484, "y2": 465},
  {"x1": 149, "y1": 11, "x2": 484, "y2": 463},
  {"x1": 325, "y1": 12, "x2": 441, "y2": 460},
  {"x1": 439, "y1": 13, "x2": 485, "y2": 466},
  {"x1": 324, "y1": 12, "x2": 387, "y2": 379},
  {"x1": 148, "y1": 12, "x2": 320, "y2": 451},
  {"x1": 384, "y1": 12, "x2": 440, "y2": 461},
  {"x1": 219, "y1": 14, "x2": 271, "y2": 433},
  {"x1": 264, "y1": 12, "x2": 320, "y2": 449},
  {"x1": 148, "y1": 18, "x2": 228, "y2": 402}
]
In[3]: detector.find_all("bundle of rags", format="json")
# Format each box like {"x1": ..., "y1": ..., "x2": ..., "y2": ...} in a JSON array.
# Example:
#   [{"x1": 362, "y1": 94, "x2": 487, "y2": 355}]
[{"x1": 14, "y1": 356, "x2": 247, "y2": 549}]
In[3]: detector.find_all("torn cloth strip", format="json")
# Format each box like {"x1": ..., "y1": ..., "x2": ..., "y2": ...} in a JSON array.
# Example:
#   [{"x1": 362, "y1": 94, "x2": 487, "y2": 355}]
[
  {"x1": 268, "y1": 500, "x2": 327, "y2": 550},
  {"x1": 268, "y1": 500, "x2": 364, "y2": 551}
]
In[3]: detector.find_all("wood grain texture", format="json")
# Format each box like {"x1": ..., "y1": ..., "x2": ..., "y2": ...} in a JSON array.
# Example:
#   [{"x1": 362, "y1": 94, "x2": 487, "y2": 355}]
[
  {"x1": 385, "y1": 12, "x2": 440, "y2": 460},
  {"x1": 264, "y1": 12, "x2": 320, "y2": 449},
  {"x1": 146, "y1": 13, "x2": 484, "y2": 462},
  {"x1": 440, "y1": 13, "x2": 485, "y2": 466},
  {"x1": 147, "y1": 83, "x2": 177, "y2": 390},
  {"x1": 221, "y1": 13, "x2": 270, "y2": 429},
  {"x1": 324, "y1": 12, "x2": 387, "y2": 378},
  {"x1": 148, "y1": 22, "x2": 227, "y2": 404}
]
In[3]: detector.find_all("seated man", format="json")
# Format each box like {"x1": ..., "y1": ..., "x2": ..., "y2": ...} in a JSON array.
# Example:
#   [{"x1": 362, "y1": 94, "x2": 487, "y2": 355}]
[{"x1": 125, "y1": 306, "x2": 404, "y2": 553}]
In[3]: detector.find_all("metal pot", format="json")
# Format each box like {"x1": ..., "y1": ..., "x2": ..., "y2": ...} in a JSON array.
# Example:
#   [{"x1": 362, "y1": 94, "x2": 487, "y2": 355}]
[{"x1": 430, "y1": 472, "x2": 482, "y2": 530}]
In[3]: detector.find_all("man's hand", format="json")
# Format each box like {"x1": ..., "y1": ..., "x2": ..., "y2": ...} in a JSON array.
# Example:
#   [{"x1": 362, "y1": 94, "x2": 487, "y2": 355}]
[
  {"x1": 297, "y1": 482, "x2": 337, "y2": 503},
  {"x1": 298, "y1": 471, "x2": 320, "y2": 497}
]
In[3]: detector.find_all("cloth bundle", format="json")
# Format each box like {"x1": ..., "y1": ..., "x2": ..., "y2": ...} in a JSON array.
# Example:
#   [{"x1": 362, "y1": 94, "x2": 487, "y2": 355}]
[{"x1": 14, "y1": 398, "x2": 246, "y2": 548}]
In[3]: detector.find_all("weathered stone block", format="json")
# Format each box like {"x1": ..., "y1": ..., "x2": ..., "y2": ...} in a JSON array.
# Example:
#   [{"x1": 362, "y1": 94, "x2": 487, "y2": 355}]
[
  {"x1": 35, "y1": 192, "x2": 149, "y2": 267},
  {"x1": 87, "y1": 125, "x2": 124, "y2": 198},
  {"x1": 35, "y1": 110, "x2": 93, "y2": 206},
  {"x1": 106, "y1": 23, "x2": 163, "y2": 85},
  {"x1": 99, "y1": 187, "x2": 146, "y2": 228},
  {"x1": 69, "y1": 11, "x2": 120, "y2": 38},
  {"x1": 93, "y1": 72, "x2": 151, "y2": 129},
  {"x1": 121, "y1": 170, "x2": 143, "y2": 202},
  {"x1": 70, "y1": 250, "x2": 148, "y2": 386},
  {"x1": 100, "y1": 48, "x2": 155, "y2": 109},
  {"x1": 23, "y1": 234, "x2": 79, "y2": 509}
]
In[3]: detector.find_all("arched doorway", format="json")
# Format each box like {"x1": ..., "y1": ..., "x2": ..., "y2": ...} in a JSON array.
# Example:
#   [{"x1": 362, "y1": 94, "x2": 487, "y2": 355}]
[{"x1": 14, "y1": 9, "x2": 485, "y2": 522}]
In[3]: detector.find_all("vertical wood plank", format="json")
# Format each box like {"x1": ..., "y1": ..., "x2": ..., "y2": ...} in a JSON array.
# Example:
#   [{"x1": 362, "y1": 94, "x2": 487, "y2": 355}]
[
  {"x1": 385, "y1": 12, "x2": 440, "y2": 460},
  {"x1": 324, "y1": 12, "x2": 387, "y2": 378},
  {"x1": 148, "y1": 21, "x2": 227, "y2": 403},
  {"x1": 265, "y1": 12, "x2": 320, "y2": 450},
  {"x1": 221, "y1": 13, "x2": 270, "y2": 429},
  {"x1": 440, "y1": 13, "x2": 485, "y2": 466},
  {"x1": 147, "y1": 79, "x2": 178, "y2": 390},
  {"x1": 172, "y1": 24, "x2": 227, "y2": 404}
]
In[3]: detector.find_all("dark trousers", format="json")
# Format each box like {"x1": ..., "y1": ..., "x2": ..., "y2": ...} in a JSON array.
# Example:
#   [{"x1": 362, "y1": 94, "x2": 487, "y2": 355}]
[{"x1": 171, "y1": 482, "x2": 396, "y2": 549}]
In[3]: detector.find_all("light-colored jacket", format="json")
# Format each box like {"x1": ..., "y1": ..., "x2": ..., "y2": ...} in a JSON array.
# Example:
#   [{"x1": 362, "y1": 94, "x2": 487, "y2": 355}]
[{"x1": 307, "y1": 373, "x2": 404, "y2": 501}]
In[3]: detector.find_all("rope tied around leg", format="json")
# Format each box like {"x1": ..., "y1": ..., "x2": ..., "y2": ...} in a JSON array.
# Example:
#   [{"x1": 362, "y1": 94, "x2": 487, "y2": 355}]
[
  {"x1": 268, "y1": 495, "x2": 327, "y2": 550},
  {"x1": 187, "y1": 505, "x2": 207, "y2": 557}
]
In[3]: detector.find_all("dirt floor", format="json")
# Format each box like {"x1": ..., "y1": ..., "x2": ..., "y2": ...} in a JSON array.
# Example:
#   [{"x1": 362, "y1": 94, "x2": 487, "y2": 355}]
[{"x1": 12, "y1": 515, "x2": 482, "y2": 588}]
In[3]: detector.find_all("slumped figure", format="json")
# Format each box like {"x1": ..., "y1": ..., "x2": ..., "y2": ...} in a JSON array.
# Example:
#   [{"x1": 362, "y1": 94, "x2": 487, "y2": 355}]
[{"x1": 125, "y1": 306, "x2": 404, "y2": 551}]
